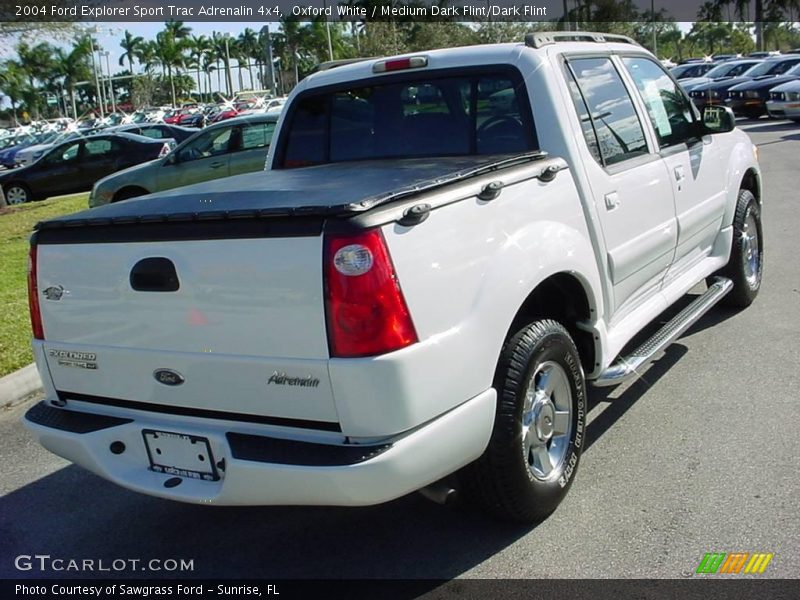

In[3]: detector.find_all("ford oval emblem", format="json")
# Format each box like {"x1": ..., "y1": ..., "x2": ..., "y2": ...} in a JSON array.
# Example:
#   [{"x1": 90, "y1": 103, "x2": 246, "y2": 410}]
[{"x1": 153, "y1": 369, "x2": 185, "y2": 386}]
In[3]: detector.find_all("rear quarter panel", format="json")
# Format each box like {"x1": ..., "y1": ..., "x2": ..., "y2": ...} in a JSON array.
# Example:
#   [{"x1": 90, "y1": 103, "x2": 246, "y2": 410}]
[{"x1": 328, "y1": 167, "x2": 602, "y2": 437}]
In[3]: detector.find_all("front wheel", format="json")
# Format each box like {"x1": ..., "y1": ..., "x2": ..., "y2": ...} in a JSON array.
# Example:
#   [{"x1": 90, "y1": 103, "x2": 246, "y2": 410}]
[
  {"x1": 4, "y1": 183, "x2": 30, "y2": 205},
  {"x1": 460, "y1": 320, "x2": 587, "y2": 522},
  {"x1": 713, "y1": 188, "x2": 763, "y2": 308}
]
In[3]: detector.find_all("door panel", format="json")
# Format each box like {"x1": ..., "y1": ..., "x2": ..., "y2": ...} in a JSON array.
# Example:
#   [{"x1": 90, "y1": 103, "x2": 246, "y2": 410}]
[
  {"x1": 161, "y1": 126, "x2": 233, "y2": 189},
  {"x1": 620, "y1": 56, "x2": 727, "y2": 280},
  {"x1": 229, "y1": 121, "x2": 276, "y2": 176},
  {"x1": 564, "y1": 57, "x2": 678, "y2": 316},
  {"x1": 33, "y1": 141, "x2": 83, "y2": 196},
  {"x1": 80, "y1": 137, "x2": 123, "y2": 187}
]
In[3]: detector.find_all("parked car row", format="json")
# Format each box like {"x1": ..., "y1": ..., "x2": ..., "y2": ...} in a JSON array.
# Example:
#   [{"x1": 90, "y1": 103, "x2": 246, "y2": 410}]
[
  {"x1": 0, "y1": 112, "x2": 279, "y2": 207},
  {"x1": 89, "y1": 112, "x2": 278, "y2": 206},
  {"x1": 0, "y1": 132, "x2": 174, "y2": 205},
  {"x1": 676, "y1": 55, "x2": 800, "y2": 119}
]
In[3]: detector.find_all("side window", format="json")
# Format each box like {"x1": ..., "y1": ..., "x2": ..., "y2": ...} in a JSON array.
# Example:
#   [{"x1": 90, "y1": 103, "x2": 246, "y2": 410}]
[
  {"x1": 622, "y1": 57, "x2": 696, "y2": 148},
  {"x1": 240, "y1": 121, "x2": 276, "y2": 151},
  {"x1": 563, "y1": 65, "x2": 602, "y2": 163},
  {"x1": 140, "y1": 127, "x2": 164, "y2": 139},
  {"x1": 772, "y1": 59, "x2": 800, "y2": 74},
  {"x1": 45, "y1": 142, "x2": 81, "y2": 164},
  {"x1": 565, "y1": 57, "x2": 648, "y2": 166},
  {"x1": 177, "y1": 128, "x2": 232, "y2": 162},
  {"x1": 84, "y1": 139, "x2": 115, "y2": 157}
]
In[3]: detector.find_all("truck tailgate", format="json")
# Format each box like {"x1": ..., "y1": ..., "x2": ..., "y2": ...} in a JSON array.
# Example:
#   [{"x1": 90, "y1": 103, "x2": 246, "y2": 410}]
[{"x1": 36, "y1": 234, "x2": 339, "y2": 428}]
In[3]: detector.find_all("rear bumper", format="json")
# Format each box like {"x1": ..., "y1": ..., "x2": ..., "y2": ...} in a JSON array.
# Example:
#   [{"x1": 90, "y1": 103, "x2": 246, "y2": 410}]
[{"x1": 23, "y1": 388, "x2": 495, "y2": 506}]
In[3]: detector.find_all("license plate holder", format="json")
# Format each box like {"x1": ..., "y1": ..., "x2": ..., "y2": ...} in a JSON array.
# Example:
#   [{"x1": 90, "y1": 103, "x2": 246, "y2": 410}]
[{"x1": 142, "y1": 429, "x2": 219, "y2": 481}]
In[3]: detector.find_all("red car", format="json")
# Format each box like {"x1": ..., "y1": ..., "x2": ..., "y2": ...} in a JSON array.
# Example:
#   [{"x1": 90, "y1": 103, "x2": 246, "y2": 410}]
[
  {"x1": 208, "y1": 102, "x2": 254, "y2": 124},
  {"x1": 163, "y1": 109, "x2": 191, "y2": 124}
]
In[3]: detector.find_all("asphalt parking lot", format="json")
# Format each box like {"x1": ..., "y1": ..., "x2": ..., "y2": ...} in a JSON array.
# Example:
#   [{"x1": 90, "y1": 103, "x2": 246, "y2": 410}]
[{"x1": 1, "y1": 121, "x2": 798, "y2": 582}]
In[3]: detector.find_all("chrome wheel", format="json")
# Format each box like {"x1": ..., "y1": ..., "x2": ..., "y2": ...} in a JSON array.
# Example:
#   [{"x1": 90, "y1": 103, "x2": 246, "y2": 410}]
[
  {"x1": 5, "y1": 185, "x2": 28, "y2": 205},
  {"x1": 741, "y1": 211, "x2": 760, "y2": 288},
  {"x1": 522, "y1": 361, "x2": 572, "y2": 481}
]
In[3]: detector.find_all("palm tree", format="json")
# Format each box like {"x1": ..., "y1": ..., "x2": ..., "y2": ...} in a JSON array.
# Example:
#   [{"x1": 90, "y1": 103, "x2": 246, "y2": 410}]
[
  {"x1": 119, "y1": 30, "x2": 143, "y2": 74},
  {"x1": 54, "y1": 36, "x2": 92, "y2": 119},
  {"x1": 238, "y1": 28, "x2": 259, "y2": 89},
  {"x1": 156, "y1": 32, "x2": 179, "y2": 105},
  {"x1": 119, "y1": 30, "x2": 144, "y2": 100},
  {"x1": 211, "y1": 31, "x2": 234, "y2": 97},
  {"x1": 0, "y1": 61, "x2": 27, "y2": 124},
  {"x1": 277, "y1": 16, "x2": 303, "y2": 89},
  {"x1": 201, "y1": 54, "x2": 217, "y2": 102},
  {"x1": 16, "y1": 41, "x2": 55, "y2": 118},
  {"x1": 189, "y1": 35, "x2": 212, "y2": 102},
  {"x1": 164, "y1": 20, "x2": 191, "y2": 41}
]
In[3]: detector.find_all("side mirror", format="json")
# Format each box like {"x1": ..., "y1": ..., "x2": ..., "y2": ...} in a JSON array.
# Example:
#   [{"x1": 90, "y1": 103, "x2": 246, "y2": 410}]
[
  {"x1": 164, "y1": 153, "x2": 178, "y2": 166},
  {"x1": 702, "y1": 105, "x2": 736, "y2": 134}
]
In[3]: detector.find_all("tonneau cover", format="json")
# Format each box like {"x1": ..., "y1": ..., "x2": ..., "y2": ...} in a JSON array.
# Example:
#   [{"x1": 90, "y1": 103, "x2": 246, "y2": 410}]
[{"x1": 36, "y1": 153, "x2": 545, "y2": 230}]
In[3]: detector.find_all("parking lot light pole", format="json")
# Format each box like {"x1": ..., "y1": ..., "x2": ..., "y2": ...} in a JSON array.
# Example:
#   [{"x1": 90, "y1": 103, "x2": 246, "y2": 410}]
[
  {"x1": 87, "y1": 30, "x2": 105, "y2": 118},
  {"x1": 260, "y1": 26, "x2": 277, "y2": 96},
  {"x1": 102, "y1": 51, "x2": 117, "y2": 113}
]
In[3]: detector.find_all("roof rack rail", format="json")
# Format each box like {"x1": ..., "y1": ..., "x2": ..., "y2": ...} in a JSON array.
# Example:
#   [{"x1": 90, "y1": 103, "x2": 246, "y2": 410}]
[{"x1": 525, "y1": 31, "x2": 640, "y2": 49}]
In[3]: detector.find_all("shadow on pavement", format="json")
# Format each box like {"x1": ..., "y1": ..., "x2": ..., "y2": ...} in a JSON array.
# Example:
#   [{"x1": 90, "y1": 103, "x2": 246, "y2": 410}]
[{"x1": 0, "y1": 297, "x2": 742, "y2": 583}]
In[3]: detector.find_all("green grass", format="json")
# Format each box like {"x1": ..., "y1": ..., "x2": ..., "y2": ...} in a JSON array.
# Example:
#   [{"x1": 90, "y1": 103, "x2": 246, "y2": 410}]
[{"x1": 0, "y1": 193, "x2": 89, "y2": 377}]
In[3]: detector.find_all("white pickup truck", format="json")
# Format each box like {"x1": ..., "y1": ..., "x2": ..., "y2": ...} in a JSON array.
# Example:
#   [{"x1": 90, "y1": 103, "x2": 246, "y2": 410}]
[{"x1": 24, "y1": 33, "x2": 762, "y2": 522}]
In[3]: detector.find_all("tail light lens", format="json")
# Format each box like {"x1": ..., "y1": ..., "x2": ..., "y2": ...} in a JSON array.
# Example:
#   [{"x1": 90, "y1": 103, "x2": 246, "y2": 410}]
[
  {"x1": 28, "y1": 245, "x2": 44, "y2": 340},
  {"x1": 324, "y1": 229, "x2": 417, "y2": 357}
]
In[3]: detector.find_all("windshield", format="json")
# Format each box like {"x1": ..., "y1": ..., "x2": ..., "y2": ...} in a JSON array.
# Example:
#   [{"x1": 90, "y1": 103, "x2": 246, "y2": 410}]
[
  {"x1": 706, "y1": 62, "x2": 753, "y2": 78},
  {"x1": 746, "y1": 59, "x2": 800, "y2": 77},
  {"x1": 278, "y1": 70, "x2": 536, "y2": 168}
]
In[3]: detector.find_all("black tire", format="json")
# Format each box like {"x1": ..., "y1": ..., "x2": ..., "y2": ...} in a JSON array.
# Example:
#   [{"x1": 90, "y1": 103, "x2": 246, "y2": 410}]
[
  {"x1": 113, "y1": 187, "x2": 148, "y2": 203},
  {"x1": 4, "y1": 182, "x2": 30, "y2": 205},
  {"x1": 460, "y1": 320, "x2": 587, "y2": 522},
  {"x1": 712, "y1": 188, "x2": 763, "y2": 308}
]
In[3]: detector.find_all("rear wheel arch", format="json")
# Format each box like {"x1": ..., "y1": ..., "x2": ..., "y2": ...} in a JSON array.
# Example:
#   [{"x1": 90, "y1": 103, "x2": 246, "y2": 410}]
[
  {"x1": 112, "y1": 186, "x2": 149, "y2": 203},
  {"x1": 504, "y1": 272, "x2": 597, "y2": 376}
]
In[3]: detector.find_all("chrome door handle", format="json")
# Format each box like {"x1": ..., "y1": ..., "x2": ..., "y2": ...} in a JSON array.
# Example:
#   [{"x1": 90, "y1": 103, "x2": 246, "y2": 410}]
[
  {"x1": 674, "y1": 165, "x2": 685, "y2": 182},
  {"x1": 210, "y1": 162, "x2": 224, "y2": 169},
  {"x1": 604, "y1": 192, "x2": 620, "y2": 210}
]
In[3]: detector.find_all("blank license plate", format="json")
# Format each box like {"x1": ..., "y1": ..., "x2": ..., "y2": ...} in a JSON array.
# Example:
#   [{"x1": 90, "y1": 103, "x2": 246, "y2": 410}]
[{"x1": 142, "y1": 429, "x2": 219, "y2": 481}]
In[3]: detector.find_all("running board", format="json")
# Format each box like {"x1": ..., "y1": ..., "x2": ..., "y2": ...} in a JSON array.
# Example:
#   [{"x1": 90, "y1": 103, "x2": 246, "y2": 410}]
[{"x1": 593, "y1": 277, "x2": 733, "y2": 387}]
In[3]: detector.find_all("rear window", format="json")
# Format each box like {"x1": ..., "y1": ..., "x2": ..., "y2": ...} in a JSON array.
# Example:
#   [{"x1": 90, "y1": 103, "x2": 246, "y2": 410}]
[{"x1": 278, "y1": 70, "x2": 536, "y2": 168}]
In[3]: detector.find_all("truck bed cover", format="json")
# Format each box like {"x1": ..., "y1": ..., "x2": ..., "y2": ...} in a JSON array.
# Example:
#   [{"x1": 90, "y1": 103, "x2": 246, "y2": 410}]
[{"x1": 36, "y1": 153, "x2": 546, "y2": 232}]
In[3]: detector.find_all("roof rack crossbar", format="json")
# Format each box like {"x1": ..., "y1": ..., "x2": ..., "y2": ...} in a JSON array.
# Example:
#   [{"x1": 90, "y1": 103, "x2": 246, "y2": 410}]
[{"x1": 525, "y1": 31, "x2": 640, "y2": 49}]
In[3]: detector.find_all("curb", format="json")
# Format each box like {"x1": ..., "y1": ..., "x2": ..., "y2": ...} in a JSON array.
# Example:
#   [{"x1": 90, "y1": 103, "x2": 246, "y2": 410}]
[{"x1": 0, "y1": 363, "x2": 43, "y2": 409}]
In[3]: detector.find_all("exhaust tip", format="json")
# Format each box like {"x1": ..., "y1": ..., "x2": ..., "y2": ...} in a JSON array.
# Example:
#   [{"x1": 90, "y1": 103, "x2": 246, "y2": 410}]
[{"x1": 418, "y1": 480, "x2": 458, "y2": 506}]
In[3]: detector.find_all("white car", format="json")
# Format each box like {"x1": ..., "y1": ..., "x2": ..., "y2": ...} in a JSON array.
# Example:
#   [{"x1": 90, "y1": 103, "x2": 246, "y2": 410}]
[
  {"x1": 25, "y1": 33, "x2": 762, "y2": 522},
  {"x1": 766, "y1": 79, "x2": 800, "y2": 121}
]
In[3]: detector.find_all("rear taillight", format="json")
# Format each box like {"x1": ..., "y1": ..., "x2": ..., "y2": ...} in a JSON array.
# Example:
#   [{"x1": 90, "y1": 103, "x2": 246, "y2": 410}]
[
  {"x1": 324, "y1": 229, "x2": 417, "y2": 358},
  {"x1": 372, "y1": 56, "x2": 428, "y2": 73},
  {"x1": 28, "y1": 245, "x2": 44, "y2": 340}
]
